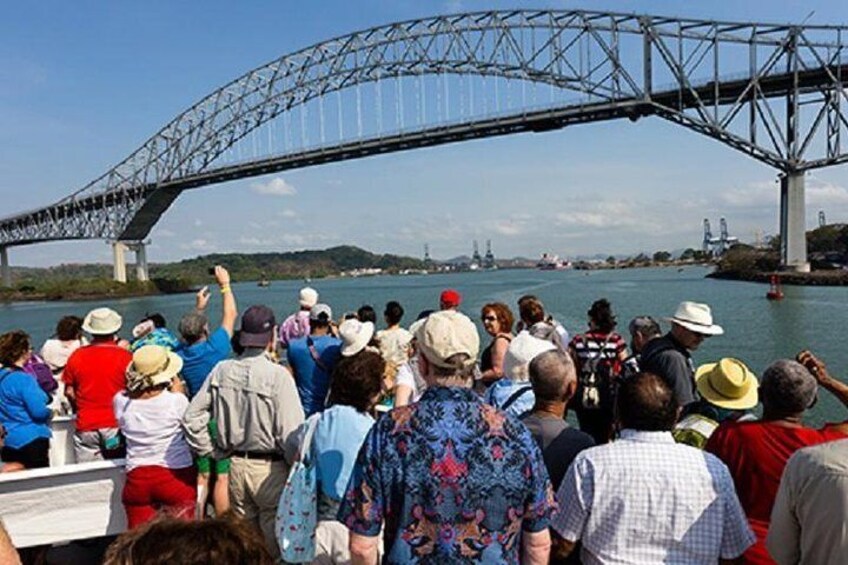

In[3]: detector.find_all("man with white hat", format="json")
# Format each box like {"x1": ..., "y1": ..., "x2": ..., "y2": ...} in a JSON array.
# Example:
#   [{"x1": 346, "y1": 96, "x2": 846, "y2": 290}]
[
  {"x1": 339, "y1": 310, "x2": 555, "y2": 564},
  {"x1": 278, "y1": 286, "x2": 319, "y2": 349},
  {"x1": 63, "y1": 307, "x2": 132, "y2": 462},
  {"x1": 640, "y1": 301, "x2": 724, "y2": 408}
]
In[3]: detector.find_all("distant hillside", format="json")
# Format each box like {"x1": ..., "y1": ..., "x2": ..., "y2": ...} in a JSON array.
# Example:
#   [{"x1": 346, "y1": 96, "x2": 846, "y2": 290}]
[{"x1": 152, "y1": 245, "x2": 428, "y2": 282}]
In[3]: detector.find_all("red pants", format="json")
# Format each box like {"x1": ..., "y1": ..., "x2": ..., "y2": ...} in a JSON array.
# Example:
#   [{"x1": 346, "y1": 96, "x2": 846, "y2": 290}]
[{"x1": 123, "y1": 465, "x2": 197, "y2": 529}]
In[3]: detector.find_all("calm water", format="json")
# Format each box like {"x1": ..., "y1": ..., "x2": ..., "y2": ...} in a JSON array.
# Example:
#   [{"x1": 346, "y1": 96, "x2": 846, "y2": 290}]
[{"x1": 1, "y1": 266, "x2": 846, "y2": 424}]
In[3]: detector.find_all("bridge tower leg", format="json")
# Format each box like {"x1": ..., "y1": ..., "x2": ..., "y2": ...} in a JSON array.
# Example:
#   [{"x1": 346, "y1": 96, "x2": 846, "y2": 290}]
[
  {"x1": 779, "y1": 172, "x2": 810, "y2": 272},
  {"x1": 134, "y1": 243, "x2": 149, "y2": 282},
  {"x1": 0, "y1": 247, "x2": 10, "y2": 288},
  {"x1": 112, "y1": 242, "x2": 128, "y2": 283}
]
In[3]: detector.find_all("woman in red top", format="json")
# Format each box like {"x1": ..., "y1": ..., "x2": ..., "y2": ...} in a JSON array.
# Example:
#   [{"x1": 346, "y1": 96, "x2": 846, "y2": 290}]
[{"x1": 706, "y1": 353, "x2": 848, "y2": 564}]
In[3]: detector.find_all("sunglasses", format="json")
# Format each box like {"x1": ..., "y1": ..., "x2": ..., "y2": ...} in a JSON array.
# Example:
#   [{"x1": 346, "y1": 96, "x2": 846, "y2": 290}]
[{"x1": 482, "y1": 315, "x2": 497, "y2": 322}]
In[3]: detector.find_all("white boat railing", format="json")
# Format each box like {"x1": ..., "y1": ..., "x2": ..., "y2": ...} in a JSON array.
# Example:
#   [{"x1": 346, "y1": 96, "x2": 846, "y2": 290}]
[{"x1": 0, "y1": 459, "x2": 127, "y2": 548}]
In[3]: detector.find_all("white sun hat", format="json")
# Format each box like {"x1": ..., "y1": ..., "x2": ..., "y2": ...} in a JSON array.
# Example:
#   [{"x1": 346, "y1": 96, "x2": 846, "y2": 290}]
[
  {"x1": 82, "y1": 307, "x2": 123, "y2": 336},
  {"x1": 667, "y1": 301, "x2": 724, "y2": 336},
  {"x1": 503, "y1": 332, "x2": 557, "y2": 382},
  {"x1": 339, "y1": 319, "x2": 375, "y2": 357}
]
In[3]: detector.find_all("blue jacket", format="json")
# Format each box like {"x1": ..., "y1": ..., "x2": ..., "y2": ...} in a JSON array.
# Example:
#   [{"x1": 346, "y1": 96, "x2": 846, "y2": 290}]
[{"x1": 0, "y1": 368, "x2": 52, "y2": 449}]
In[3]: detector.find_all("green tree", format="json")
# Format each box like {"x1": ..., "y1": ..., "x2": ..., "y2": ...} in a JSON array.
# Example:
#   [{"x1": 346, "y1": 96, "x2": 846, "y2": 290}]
[
  {"x1": 606, "y1": 255, "x2": 617, "y2": 265},
  {"x1": 653, "y1": 251, "x2": 672, "y2": 263}
]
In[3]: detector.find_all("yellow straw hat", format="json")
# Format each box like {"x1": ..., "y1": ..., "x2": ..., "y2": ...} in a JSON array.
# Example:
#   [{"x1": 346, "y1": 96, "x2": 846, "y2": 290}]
[{"x1": 695, "y1": 358, "x2": 759, "y2": 410}]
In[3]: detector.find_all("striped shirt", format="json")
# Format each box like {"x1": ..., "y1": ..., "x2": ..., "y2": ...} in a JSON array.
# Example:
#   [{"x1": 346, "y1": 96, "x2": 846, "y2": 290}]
[{"x1": 553, "y1": 429, "x2": 755, "y2": 564}]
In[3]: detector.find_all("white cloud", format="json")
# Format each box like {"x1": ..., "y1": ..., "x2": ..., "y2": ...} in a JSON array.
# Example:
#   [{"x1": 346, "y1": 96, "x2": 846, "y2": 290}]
[
  {"x1": 251, "y1": 177, "x2": 297, "y2": 196},
  {"x1": 554, "y1": 201, "x2": 640, "y2": 229},
  {"x1": 807, "y1": 178, "x2": 848, "y2": 205},
  {"x1": 494, "y1": 220, "x2": 524, "y2": 236},
  {"x1": 279, "y1": 209, "x2": 297, "y2": 218},
  {"x1": 180, "y1": 238, "x2": 212, "y2": 251}
]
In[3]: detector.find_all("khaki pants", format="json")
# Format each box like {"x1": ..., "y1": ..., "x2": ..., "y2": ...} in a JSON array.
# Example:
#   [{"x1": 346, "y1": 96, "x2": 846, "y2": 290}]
[
  {"x1": 312, "y1": 520, "x2": 352, "y2": 564},
  {"x1": 229, "y1": 457, "x2": 289, "y2": 557}
]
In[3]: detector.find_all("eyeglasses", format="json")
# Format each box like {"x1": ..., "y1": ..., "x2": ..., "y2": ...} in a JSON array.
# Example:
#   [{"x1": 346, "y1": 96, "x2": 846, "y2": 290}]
[{"x1": 482, "y1": 315, "x2": 497, "y2": 322}]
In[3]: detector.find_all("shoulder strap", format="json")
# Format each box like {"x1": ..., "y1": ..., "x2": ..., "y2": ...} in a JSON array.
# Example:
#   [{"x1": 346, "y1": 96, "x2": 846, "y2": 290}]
[
  {"x1": 306, "y1": 336, "x2": 329, "y2": 373},
  {"x1": 500, "y1": 385, "x2": 533, "y2": 412},
  {"x1": 300, "y1": 414, "x2": 322, "y2": 464}
]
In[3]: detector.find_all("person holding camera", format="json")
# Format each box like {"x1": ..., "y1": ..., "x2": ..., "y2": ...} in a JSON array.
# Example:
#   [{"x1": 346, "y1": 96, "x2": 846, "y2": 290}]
[
  {"x1": 115, "y1": 345, "x2": 196, "y2": 529},
  {"x1": 706, "y1": 353, "x2": 848, "y2": 564},
  {"x1": 177, "y1": 266, "x2": 237, "y2": 399}
]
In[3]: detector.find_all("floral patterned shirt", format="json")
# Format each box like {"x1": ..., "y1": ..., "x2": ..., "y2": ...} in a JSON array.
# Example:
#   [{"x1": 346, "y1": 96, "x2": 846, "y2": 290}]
[{"x1": 338, "y1": 386, "x2": 555, "y2": 563}]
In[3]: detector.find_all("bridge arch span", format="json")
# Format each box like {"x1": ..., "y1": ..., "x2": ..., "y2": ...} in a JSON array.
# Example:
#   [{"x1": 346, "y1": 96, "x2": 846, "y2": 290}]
[{"x1": 2, "y1": 9, "x2": 848, "y2": 275}]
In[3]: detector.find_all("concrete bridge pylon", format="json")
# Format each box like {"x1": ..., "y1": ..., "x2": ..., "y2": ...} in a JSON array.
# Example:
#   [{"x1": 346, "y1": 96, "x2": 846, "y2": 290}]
[{"x1": 779, "y1": 173, "x2": 810, "y2": 273}]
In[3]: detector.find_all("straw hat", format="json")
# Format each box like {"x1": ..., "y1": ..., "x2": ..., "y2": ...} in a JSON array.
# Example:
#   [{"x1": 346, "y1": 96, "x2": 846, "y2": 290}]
[
  {"x1": 82, "y1": 307, "x2": 123, "y2": 335},
  {"x1": 339, "y1": 319, "x2": 375, "y2": 357},
  {"x1": 125, "y1": 345, "x2": 183, "y2": 393},
  {"x1": 695, "y1": 358, "x2": 758, "y2": 410},
  {"x1": 668, "y1": 301, "x2": 723, "y2": 336}
]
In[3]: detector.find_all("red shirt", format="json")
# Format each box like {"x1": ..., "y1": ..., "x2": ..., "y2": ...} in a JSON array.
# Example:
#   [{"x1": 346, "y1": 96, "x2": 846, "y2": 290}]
[
  {"x1": 63, "y1": 342, "x2": 131, "y2": 431},
  {"x1": 706, "y1": 420, "x2": 847, "y2": 564}
]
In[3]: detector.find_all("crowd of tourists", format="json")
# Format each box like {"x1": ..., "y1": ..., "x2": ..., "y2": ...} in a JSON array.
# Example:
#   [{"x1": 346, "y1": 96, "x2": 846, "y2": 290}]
[{"x1": 1, "y1": 266, "x2": 847, "y2": 564}]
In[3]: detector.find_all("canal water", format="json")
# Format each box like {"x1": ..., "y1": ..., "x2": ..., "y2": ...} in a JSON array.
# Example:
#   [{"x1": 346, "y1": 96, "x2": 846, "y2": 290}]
[{"x1": 1, "y1": 266, "x2": 846, "y2": 425}]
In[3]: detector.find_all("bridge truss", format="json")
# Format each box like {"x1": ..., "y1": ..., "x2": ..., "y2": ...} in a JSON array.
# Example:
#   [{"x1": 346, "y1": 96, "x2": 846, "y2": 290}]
[{"x1": 3, "y1": 9, "x2": 848, "y2": 272}]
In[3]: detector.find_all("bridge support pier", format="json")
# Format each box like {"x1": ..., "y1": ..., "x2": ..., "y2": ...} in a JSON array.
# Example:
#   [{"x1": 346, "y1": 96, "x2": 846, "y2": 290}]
[
  {"x1": 0, "y1": 247, "x2": 10, "y2": 288},
  {"x1": 112, "y1": 242, "x2": 127, "y2": 283},
  {"x1": 779, "y1": 172, "x2": 810, "y2": 273},
  {"x1": 133, "y1": 243, "x2": 149, "y2": 282}
]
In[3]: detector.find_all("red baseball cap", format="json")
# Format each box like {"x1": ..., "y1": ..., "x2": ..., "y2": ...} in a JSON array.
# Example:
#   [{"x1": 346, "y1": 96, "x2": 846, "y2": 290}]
[{"x1": 440, "y1": 289, "x2": 462, "y2": 308}]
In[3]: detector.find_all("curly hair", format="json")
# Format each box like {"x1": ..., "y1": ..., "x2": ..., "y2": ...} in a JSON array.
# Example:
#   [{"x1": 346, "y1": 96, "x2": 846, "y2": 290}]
[
  {"x1": 481, "y1": 302, "x2": 514, "y2": 334},
  {"x1": 0, "y1": 330, "x2": 31, "y2": 367},
  {"x1": 103, "y1": 513, "x2": 274, "y2": 565},
  {"x1": 328, "y1": 350, "x2": 385, "y2": 413},
  {"x1": 588, "y1": 298, "x2": 617, "y2": 334}
]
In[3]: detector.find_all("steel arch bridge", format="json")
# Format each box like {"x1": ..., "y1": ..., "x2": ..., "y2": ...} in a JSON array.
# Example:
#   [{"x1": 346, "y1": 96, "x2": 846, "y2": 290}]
[{"x1": 3, "y1": 8, "x2": 848, "y2": 274}]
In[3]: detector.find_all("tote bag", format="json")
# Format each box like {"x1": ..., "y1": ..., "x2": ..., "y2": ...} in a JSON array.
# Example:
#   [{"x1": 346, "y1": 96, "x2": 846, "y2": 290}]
[{"x1": 276, "y1": 414, "x2": 320, "y2": 563}]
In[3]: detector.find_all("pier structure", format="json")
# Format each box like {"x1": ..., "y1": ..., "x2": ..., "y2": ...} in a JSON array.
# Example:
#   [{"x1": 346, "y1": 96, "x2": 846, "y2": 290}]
[
  {"x1": 0, "y1": 246, "x2": 9, "y2": 288},
  {"x1": 112, "y1": 241, "x2": 149, "y2": 283}
]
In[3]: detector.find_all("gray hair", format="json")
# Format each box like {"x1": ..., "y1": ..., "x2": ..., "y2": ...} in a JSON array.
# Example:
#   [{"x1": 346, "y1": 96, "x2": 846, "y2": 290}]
[
  {"x1": 179, "y1": 312, "x2": 209, "y2": 345},
  {"x1": 629, "y1": 316, "x2": 662, "y2": 338},
  {"x1": 529, "y1": 350, "x2": 576, "y2": 402},
  {"x1": 760, "y1": 359, "x2": 817, "y2": 416}
]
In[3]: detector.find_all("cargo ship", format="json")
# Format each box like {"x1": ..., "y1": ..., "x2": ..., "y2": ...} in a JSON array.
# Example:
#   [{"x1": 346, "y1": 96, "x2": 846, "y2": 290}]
[{"x1": 537, "y1": 253, "x2": 571, "y2": 270}]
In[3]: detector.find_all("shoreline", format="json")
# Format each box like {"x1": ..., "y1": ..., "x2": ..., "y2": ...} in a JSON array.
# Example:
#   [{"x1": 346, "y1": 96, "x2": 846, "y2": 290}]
[{"x1": 707, "y1": 269, "x2": 848, "y2": 286}]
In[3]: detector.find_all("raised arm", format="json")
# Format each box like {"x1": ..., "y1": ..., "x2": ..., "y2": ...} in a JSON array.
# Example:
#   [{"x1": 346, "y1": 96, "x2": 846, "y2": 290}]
[
  {"x1": 797, "y1": 350, "x2": 848, "y2": 409},
  {"x1": 215, "y1": 266, "x2": 237, "y2": 337}
]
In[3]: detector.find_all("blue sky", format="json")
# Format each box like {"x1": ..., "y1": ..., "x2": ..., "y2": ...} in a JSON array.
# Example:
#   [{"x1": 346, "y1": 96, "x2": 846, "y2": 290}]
[{"x1": 3, "y1": 0, "x2": 848, "y2": 267}]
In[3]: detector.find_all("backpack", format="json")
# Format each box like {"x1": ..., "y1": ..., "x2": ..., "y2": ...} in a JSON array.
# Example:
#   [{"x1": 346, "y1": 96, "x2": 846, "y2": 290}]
[
  {"x1": 577, "y1": 334, "x2": 619, "y2": 410},
  {"x1": 23, "y1": 354, "x2": 58, "y2": 396}
]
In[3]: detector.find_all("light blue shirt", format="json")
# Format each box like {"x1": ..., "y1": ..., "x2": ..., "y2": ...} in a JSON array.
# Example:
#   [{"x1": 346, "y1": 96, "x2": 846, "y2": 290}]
[
  {"x1": 484, "y1": 378, "x2": 535, "y2": 419},
  {"x1": 310, "y1": 405, "x2": 374, "y2": 501}
]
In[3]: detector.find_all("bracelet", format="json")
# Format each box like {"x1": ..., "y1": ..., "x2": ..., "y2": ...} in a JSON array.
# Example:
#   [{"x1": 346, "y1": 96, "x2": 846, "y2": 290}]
[{"x1": 220, "y1": 285, "x2": 232, "y2": 294}]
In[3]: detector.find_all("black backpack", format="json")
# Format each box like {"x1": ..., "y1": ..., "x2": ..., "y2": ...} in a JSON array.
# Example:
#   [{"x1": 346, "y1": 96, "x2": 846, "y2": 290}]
[{"x1": 578, "y1": 335, "x2": 617, "y2": 410}]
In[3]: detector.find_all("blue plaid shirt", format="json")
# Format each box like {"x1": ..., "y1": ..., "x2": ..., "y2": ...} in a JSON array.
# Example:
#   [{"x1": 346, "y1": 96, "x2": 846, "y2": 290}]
[{"x1": 338, "y1": 386, "x2": 555, "y2": 563}]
